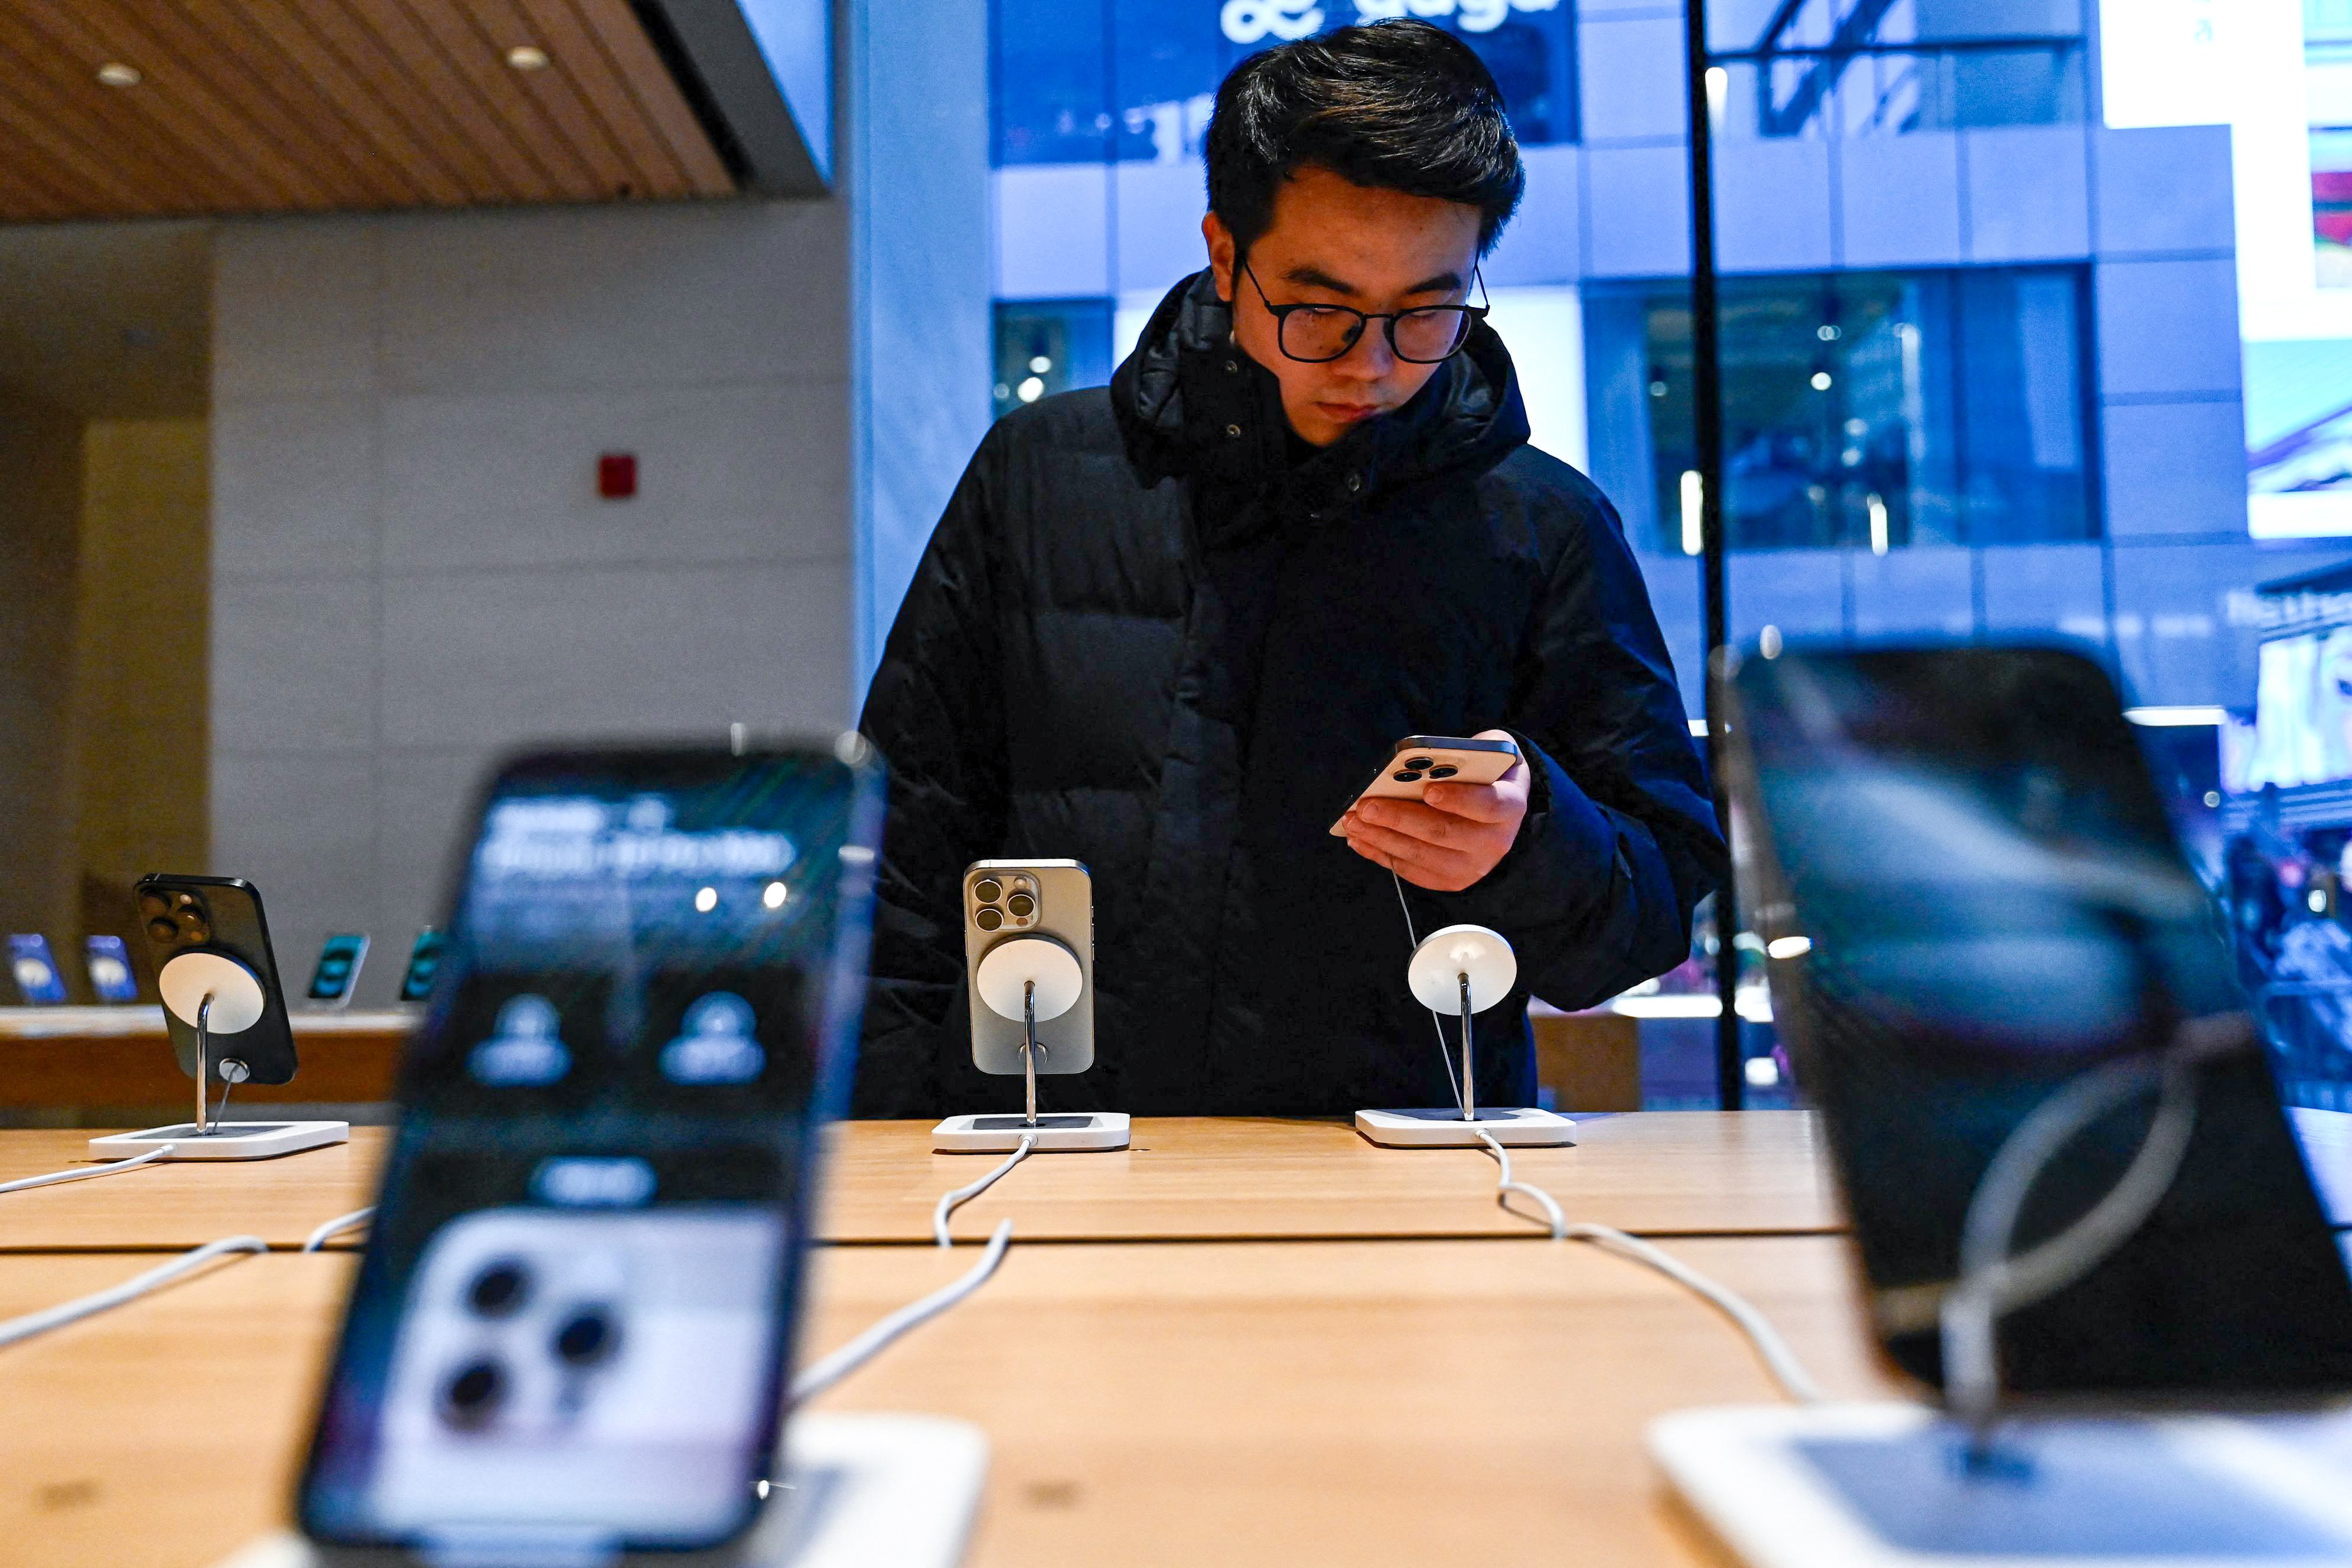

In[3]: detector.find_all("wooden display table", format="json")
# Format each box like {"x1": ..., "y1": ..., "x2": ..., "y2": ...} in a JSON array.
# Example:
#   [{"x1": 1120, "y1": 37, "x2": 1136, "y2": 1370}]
[
  {"x1": 828, "y1": 1111, "x2": 1839, "y2": 1243},
  {"x1": 0, "y1": 1235, "x2": 1894, "y2": 1568},
  {"x1": 0, "y1": 1113, "x2": 1840, "y2": 1253}
]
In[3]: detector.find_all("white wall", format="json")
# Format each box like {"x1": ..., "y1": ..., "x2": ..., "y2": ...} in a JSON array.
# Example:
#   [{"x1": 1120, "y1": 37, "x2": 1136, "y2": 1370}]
[{"x1": 208, "y1": 200, "x2": 853, "y2": 988}]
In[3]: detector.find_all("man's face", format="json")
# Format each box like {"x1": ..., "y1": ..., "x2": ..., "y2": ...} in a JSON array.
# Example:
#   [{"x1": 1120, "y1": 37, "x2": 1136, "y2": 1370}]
[{"x1": 1205, "y1": 165, "x2": 1483, "y2": 448}]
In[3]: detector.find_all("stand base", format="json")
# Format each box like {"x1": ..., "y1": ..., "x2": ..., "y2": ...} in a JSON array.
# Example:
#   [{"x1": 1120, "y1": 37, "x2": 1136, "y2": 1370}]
[
  {"x1": 931, "y1": 1111, "x2": 1131, "y2": 1152},
  {"x1": 1651, "y1": 1401, "x2": 2352, "y2": 1568},
  {"x1": 90, "y1": 1120, "x2": 349, "y2": 1160},
  {"x1": 1354, "y1": 1107, "x2": 1577, "y2": 1148},
  {"x1": 216, "y1": 1412, "x2": 988, "y2": 1568}
]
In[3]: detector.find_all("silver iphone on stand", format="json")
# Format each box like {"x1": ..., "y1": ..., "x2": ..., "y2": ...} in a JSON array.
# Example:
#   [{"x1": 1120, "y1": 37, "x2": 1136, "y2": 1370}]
[{"x1": 963, "y1": 859, "x2": 1093, "y2": 1075}]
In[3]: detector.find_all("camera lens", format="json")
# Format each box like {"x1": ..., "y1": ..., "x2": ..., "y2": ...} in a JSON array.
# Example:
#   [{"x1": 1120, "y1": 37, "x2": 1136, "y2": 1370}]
[
  {"x1": 973, "y1": 878, "x2": 1002, "y2": 904},
  {"x1": 554, "y1": 1308, "x2": 621, "y2": 1367},
  {"x1": 1391, "y1": 770, "x2": 1424, "y2": 783},
  {"x1": 466, "y1": 1259, "x2": 532, "y2": 1318},
  {"x1": 1402, "y1": 757, "x2": 1435, "y2": 771},
  {"x1": 1006, "y1": 892, "x2": 1035, "y2": 918},
  {"x1": 174, "y1": 907, "x2": 206, "y2": 936},
  {"x1": 1426, "y1": 765, "x2": 1458, "y2": 779},
  {"x1": 138, "y1": 892, "x2": 168, "y2": 919},
  {"x1": 146, "y1": 917, "x2": 177, "y2": 943},
  {"x1": 439, "y1": 1358, "x2": 507, "y2": 1429},
  {"x1": 975, "y1": 906, "x2": 1004, "y2": 931}
]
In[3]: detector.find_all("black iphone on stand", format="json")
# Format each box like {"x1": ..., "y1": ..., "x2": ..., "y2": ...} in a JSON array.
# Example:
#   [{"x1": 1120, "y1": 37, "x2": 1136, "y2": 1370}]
[{"x1": 299, "y1": 744, "x2": 883, "y2": 1563}]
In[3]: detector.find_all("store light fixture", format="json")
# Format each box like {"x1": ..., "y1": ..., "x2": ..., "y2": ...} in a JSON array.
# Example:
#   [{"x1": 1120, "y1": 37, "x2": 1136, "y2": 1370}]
[
  {"x1": 1810, "y1": 370, "x2": 1833, "y2": 391},
  {"x1": 1866, "y1": 492, "x2": 1889, "y2": 555},
  {"x1": 694, "y1": 886, "x2": 719, "y2": 914},
  {"x1": 506, "y1": 45, "x2": 550, "y2": 70},
  {"x1": 1680, "y1": 468, "x2": 1703, "y2": 556},
  {"x1": 763, "y1": 881, "x2": 789, "y2": 910},
  {"x1": 96, "y1": 61, "x2": 141, "y2": 87}
]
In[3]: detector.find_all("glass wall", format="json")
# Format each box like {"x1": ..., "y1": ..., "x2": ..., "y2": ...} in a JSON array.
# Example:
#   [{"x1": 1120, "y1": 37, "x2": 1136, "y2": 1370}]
[
  {"x1": 984, "y1": 0, "x2": 2352, "y2": 1110},
  {"x1": 992, "y1": 0, "x2": 1579, "y2": 168},
  {"x1": 993, "y1": 298, "x2": 1115, "y2": 416},
  {"x1": 1587, "y1": 265, "x2": 2094, "y2": 552},
  {"x1": 1707, "y1": 0, "x2": 2087, "y2": 139}
]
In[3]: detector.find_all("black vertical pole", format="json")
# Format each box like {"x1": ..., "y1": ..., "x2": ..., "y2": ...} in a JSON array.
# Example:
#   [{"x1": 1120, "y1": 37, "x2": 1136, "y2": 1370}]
[{"x1": 1683, "y1": 0, "x2": 1741, "y2": 1110}]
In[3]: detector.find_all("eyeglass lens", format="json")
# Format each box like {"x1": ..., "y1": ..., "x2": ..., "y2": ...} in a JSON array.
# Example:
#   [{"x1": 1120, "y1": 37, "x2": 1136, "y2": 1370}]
[{"x1": 1281, "y1": 307, "x2": 1471, "y2": 364}]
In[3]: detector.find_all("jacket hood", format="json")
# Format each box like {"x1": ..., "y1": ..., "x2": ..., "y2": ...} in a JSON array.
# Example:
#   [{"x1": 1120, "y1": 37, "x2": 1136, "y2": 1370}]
[{"x1": 1110, "y1": 268, "x2": 1530, "y2": 511}]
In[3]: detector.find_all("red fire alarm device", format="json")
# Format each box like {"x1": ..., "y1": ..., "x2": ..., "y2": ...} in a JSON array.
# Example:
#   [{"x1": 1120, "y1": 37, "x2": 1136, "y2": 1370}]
[{"x1": 598, "y1": 452, "x2": 637, "y2": 499}]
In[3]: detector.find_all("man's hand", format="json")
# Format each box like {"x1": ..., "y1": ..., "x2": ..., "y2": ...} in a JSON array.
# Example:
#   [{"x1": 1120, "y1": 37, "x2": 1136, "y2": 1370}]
[{"x1": 1340, "y1": 729, "x2": 1530, "y2": 892}]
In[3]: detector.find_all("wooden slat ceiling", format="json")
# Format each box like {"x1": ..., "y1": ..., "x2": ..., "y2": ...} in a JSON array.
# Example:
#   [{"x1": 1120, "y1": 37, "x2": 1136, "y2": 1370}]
[{"x1": 0, "y1": 0, "x2": 735, "y2": 222}]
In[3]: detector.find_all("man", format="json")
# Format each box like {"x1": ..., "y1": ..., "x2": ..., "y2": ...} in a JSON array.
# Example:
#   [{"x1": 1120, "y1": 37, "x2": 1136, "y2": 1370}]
[{"x1": 854, "y1": 20, "x2": 1722, "y2": 1119}]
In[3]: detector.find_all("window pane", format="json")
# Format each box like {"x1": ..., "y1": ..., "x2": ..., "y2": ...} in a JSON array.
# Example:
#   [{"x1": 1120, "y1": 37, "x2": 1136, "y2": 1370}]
[
  {"x1": 1586, "y1": 268, "x2": 2094, "y2": 552},
  {"x1": 993, "y1": 299, "x2": 1116, "y2": 419},
  {"x1": 1710, "y1": 0, "x2": 2084, "y2": 138},
  {"x1": 995, "y1": 0, "x2": 1111, "y2": 165},
  {"x1": 991, "y1": 0, "x2": 1581, "y2": 167}
]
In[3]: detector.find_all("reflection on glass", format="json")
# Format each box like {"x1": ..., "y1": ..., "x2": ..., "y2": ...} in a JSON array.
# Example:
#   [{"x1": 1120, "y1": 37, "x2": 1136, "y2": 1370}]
[
  {"x1": 1708, "y1": 0, "x2": 2084, "y2": 139},
  {"x1": 1587, "y1": 266, "x2": 2093, "y2": 550},
  {"x1": 994, "y1": 299, "x2": 1115, "y2": 419},
  {"x1": 989, "y1": 0, "x2": 1579, "y2": 167}
]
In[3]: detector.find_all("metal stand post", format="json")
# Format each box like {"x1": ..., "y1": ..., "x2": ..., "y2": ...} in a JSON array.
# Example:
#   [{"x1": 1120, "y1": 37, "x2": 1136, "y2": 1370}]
[
  {"x1": 1021, "y1": 979, "x2": 1040, "y2": 1128},
  {"x1": 195, "y1": 992, "x2": 215, "y2": 1136},
  {"x1": 1458, "y1": 971, "x2": 1475, "y2": 1123}
]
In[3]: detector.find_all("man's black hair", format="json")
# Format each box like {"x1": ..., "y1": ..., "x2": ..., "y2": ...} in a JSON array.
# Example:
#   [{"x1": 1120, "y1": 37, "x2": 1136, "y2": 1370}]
[{"x1": 1204, "y1": 19, "x2": 1524, "y2": 260}]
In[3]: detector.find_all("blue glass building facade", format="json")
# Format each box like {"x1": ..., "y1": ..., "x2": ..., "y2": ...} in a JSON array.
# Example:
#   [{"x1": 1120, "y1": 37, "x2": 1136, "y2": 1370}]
[{"x1": 986, "y1": 0, "x2": 2352, "y2": 718}]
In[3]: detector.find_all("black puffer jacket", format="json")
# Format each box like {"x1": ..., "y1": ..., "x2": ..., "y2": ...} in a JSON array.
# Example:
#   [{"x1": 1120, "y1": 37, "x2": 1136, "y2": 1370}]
[{"x1": 853, "y1": 269, "x2": 1722, "y2": 1119}]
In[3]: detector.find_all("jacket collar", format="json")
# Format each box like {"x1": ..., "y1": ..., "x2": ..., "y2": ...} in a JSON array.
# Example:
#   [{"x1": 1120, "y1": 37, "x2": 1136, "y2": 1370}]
[{"x1": 1110, "y1": 269, "x2": 1531, "y2": 524}]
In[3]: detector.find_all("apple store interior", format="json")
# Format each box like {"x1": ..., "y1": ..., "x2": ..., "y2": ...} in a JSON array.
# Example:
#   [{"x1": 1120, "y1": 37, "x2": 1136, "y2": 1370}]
[{"x1": 6, "y1": 2, "x2": 2352, "y2": 1564}]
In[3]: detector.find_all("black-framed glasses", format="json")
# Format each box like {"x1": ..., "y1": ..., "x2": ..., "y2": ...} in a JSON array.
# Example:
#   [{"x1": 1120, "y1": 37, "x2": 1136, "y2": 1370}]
[{"x1": 1239, "y1": 258, "x2": 1489, "y2": 364}]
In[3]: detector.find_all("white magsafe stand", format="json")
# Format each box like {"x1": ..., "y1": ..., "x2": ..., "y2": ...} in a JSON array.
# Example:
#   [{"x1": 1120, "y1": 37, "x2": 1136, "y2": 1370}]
[
  {"x1": 933, "y1": 934, "x2": 1129, "y2": 1153},
  {"x1": 214, "y1": 1413, "x2": 991, "y2": 1568},
  {"x1": 89, "y1": 950, "x2": 347, "y2": 1162},
  {"x1": 1650, "y1": 1401, "x2": 2352, "y2": 1568},
  {"x1": 1356, "y1": 924, "x2": 1576, "y2": 1148}
]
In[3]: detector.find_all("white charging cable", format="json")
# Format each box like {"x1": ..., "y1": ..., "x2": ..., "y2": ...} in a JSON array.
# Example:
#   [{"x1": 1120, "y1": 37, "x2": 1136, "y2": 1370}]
[
  {"x1": 790, "y1": 1135, "x2": 1038, "y2": 1404},
  {"x1": 1390, "y1": 869, "x2": 1467, "y2": 1114},
  {"x1": 0, "y1": 1143, "x2": 177, "y2": 1196},
  {"x1": 791, "y1": 1218, "x2": 1014, "y2": 1406},
  {"x1": 932, "y1": 1134, "x2": 1037, "y2": 1247},
  {"x1": 0, "y1": 1234, "x2": 269, "y2": 1351},
  {"x1": 1934, "y1": 1018, "x2": 2240, "y2": 1438},
  {"x1": 303, "y1": 1205, "x2": 377, "y2": 1253},
  {"x1": 1474, "y1": 1129, "x2": 1827, "y2": 1405}
]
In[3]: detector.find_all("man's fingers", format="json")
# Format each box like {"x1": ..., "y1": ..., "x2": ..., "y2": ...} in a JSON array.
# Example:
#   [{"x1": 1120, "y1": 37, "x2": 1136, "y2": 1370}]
[
  {"x1": 1419, "y1": 781, "x2": 1514, "y2": 823},
  {"x1": 1345, "y1": 817, "x2": 1475, "y2": 879},
  {"x1": 1343, "y1": 832, "x2": 1472, "y2": 891},
  {"x1": 1352, "y1": 797, "x2": 1468, "y2": 845}
]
